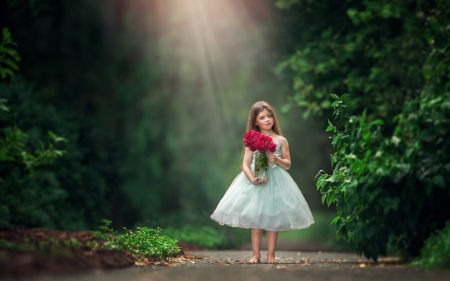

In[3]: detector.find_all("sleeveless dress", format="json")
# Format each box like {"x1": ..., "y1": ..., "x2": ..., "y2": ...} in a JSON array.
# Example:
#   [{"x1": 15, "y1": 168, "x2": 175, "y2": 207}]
[{"x1": 210, "y1": 138, "x2": 314, "y2": 231}]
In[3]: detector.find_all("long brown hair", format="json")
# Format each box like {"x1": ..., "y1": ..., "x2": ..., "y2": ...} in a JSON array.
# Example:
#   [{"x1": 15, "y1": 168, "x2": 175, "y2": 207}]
[{"x1": 245, "y1": 101, "x2": 283, "y2": 136}]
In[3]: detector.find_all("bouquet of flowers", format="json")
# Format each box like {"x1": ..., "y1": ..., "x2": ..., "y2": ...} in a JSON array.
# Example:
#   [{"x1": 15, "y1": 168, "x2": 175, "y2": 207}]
[{"x1": 243, "y1": 129, "x2": 277, "y2": 180}]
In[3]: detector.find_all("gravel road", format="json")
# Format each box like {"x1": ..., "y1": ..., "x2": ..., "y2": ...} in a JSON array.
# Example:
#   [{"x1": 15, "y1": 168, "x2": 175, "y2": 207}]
[{"x1": 28, "y1": 250, "x2": 450, "y2": 281}]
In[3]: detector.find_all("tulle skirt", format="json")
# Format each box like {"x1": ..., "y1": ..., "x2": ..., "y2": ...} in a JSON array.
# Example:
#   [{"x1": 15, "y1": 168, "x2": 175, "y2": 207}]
[{"x1": 210, "y1": 165, "x2": 314, "y2": 231}]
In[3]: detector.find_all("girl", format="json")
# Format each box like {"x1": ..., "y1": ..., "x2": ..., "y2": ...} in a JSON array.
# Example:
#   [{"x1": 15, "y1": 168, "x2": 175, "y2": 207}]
[{"x1": 211, "y1": 101, "x2": 314, "y2": 264}]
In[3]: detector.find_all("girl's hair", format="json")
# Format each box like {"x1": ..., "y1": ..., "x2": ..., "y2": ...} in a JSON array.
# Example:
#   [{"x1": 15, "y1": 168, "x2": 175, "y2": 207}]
[{"x1": 246, "y1": 101, "x2": 283, "y2": 136}]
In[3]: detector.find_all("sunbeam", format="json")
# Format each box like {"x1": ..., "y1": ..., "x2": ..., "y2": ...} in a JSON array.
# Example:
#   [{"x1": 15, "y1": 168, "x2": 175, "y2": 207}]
[{"x1": 153, "y1": 0, "x2": 276, "y2": 138}]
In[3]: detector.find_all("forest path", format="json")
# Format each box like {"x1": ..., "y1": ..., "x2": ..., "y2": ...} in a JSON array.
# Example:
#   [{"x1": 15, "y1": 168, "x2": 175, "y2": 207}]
[{"x1": 38, "y1": 250, "x2": 450, "y2": 281}]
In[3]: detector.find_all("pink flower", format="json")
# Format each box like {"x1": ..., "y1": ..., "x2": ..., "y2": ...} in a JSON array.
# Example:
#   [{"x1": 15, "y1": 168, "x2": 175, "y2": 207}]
[
  {"x1": 243, "y1": 130, "x2": 277, "y2": 153},
  {"x1": 256, "y1": 141, "x2": 266, "y2": 152},
  {"x1": 268, "y1": 142, "x2": 277, "y2": 153}
]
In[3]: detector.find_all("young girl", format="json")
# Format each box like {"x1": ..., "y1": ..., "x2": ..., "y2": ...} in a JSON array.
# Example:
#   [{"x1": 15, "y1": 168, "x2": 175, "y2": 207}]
[{"x1": 210, "y1": 101, "x2": 314, "y2": 264}]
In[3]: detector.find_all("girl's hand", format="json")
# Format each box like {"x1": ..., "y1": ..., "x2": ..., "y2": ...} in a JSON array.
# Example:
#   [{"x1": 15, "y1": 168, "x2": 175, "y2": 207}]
[
  {"x1": 268, "y1": 153, "x2": 277, "y2": 164},
  {"x1": 252, "y1": 177, "x2": 267, "y2": 185}
]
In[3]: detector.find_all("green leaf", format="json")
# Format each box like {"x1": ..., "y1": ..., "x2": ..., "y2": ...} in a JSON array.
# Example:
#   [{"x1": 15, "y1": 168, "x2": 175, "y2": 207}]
[
  {"x1": 0, "y1": 58, "x2": 20, "y2": 70},
  {"x1": 330, "y1": 94, "x2": 339, "y2": 100},
  {"x1": 326, "y1": 125, "x2": 335, "y2": 132},
  {"x1": 331, "y1": 216, "x2": 341, "y2": 225},
  {"x1": 324, "y1": 175, "x2": 336, "y2": 182},
  {"x1": 0, "y1": 68, "x2": 14, "y2": 78}
]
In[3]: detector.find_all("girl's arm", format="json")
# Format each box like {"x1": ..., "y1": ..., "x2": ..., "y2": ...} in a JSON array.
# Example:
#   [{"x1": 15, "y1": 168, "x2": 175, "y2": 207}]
[
  {"x1": 242, "y1": 147, "x2": 267, "y2": 184},
  {"x1": 271, "y1": 136, "x2": 291, "y2": 170}
]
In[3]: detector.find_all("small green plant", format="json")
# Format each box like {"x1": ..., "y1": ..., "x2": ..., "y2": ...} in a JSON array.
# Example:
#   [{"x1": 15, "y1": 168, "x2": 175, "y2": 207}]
[
  {"x1": 104, "y1": 227, "x2": 179, "y2": 260},
  {"x1": 0, "y1": 27, "x2": 21, "y2": 79},
  {"x1": 412, "y1": 221, "x2": 450, "y2": 269},
  {"x1": 92, "y1": 219, "x2": 116, "y2": 241}
]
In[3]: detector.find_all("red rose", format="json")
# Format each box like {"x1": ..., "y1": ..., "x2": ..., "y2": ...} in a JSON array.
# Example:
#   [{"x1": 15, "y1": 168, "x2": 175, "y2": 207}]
[
  {"x1": 256, "y1": 141, "x2": 266, "y2": 152},
  {"x1": 268, "y1": 142, "x2": 277, "y2": 153},
  {"x1": 244, "y1": 129, "x2": 261, "y2": 151}
]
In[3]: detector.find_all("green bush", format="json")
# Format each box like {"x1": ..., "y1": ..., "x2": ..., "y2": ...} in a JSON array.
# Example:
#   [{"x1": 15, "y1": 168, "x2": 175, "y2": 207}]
[
  {"x1": 412, "y1": 221, "x2": 450, "y2": 269},
  {"x1": 412, "y1": 221, "x2": 450, "y2": 268},
  {"x1": 0, "y1": 79, "x2": 114, "y2": 230},
  {"x1": 316, "y1": 85, "x2": 449, "y2": 261},
  {"x1": 105, "y1": 227, "x2": 179, "y2": 260},
  {"x1": 279, "y1": 0, "x2": 450, "y2": 261},
  {"x1": 276, "y1": 0, "x2": 431, "y2": 122}
]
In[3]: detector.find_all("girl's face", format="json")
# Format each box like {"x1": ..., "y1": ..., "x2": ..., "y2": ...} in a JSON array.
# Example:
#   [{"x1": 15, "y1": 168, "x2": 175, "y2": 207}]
[{"x1": 255, "y1": 108, "x2": 274, "y2": 131}]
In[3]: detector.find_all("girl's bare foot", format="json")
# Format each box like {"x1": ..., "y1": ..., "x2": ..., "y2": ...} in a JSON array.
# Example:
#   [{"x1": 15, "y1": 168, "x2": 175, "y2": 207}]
[
  {"x1": 267, "y1": 255, "x2": 278, "y2": 264},
  {"x1": 248, "y1": 255, "x2": 261, "y2": 263}
]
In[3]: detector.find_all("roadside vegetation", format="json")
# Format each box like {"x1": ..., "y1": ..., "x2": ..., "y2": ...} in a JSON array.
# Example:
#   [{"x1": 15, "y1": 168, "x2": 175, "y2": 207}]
[{"x1": 277, "y1": 0, "x2": 450, "y2": 267}]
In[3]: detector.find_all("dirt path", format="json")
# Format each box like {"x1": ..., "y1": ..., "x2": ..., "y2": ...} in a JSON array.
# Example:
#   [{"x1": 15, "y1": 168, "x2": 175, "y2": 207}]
[{"x1": 30, "y1": 250, "x2": 450, "y2": 281}]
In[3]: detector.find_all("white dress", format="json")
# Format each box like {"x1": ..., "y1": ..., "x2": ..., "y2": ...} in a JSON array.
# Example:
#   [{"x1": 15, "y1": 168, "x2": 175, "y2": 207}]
[{"x1": 210, "y1": 139, "x2": 314, "y2": 231}]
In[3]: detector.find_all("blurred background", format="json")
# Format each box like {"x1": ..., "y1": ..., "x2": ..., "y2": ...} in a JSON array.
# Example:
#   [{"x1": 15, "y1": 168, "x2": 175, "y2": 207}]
[
  {"x1": 4, "y1": 0, "x2": 445, "y2": 253},
  {"x1": 0, "y1": 0, "x2": 336, "y2": 250}
]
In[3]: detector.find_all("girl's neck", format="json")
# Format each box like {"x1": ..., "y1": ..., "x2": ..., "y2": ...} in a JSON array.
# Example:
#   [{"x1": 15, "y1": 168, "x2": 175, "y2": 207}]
[{"x1": 259, "y1": 129, "x2": 276, "y2": 137}]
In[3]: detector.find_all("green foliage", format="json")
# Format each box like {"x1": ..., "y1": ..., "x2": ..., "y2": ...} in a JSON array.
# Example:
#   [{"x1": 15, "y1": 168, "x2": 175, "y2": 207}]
[
  {"x1": 412, "y1": 221, "x2": 450, "y2": 269},
  {"x1": 104, "y1": 227, "x2": 179, "y2": 260},
  {"x1": 317, "y1": 83, "x2": 449, "y2": 260},
  {"x1": 92, "y1": 219, "x2": 117, "y2": 241},
  {"x1": 280, "y1": 0, "x2": 450, "y2": 261},
  {"x1": 93, "y1": 220, "x2": 180, "y2": 260},
  {"x1": 1, "y1": 0, "x2": 332, "y2": 234},
  {"x1": 0, "y1": 34, "x2": 67, "y2": 227},
  {"x1": 0, "y1": 28, "x2": 20, "y2": 79},
  {"x1": 0, "y1": 79, "x2": 112, "y2": 230},
  {"x1": 0, "y1": 123, "x2": 67, "y2": 176},
  {"x1": 277, "y1": 0, "x2": 431, "y2": 124}
]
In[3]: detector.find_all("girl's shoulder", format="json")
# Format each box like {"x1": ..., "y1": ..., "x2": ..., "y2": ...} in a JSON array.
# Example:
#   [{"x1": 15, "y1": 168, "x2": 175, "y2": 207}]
[
  {"x1": 276, "y1": 135, "x2": 288, "y2": 143},
  {"x1": 275, "y1": 135, "x2": 289, "y2": 146}
]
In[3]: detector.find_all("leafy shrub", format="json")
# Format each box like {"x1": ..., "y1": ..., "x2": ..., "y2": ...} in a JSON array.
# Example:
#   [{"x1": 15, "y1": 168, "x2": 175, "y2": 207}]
[
  {"x1": 317, "y1": 81, "x2": 449, "y2": 260},
  {"x1": 0, "y1": 32, "x2": 67, "y2": 227},
  {"x1": 276, "y1": 0, "x2": 431, "y2": 122},
  {"x1": 104, "y1": 227, "x2": 179, "y2": 260},
  {"x1": 277, "y1": 0, "x2": 450, "y2": 261},
  {"x1": 0, "y1": 77, "x2": 129, "y2": 230},
  {"x1": 412, "y1": 221, "x2": 450, "y2": 269}
]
